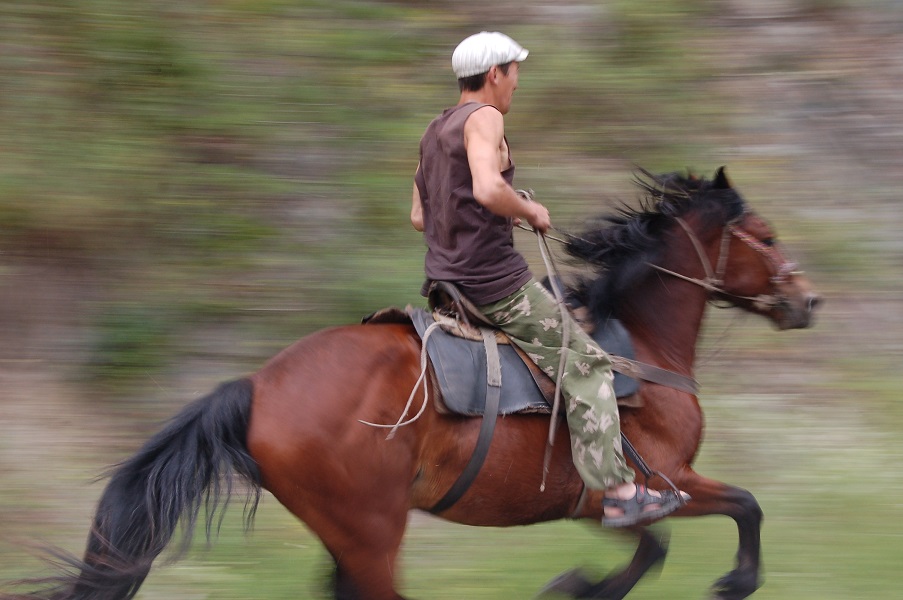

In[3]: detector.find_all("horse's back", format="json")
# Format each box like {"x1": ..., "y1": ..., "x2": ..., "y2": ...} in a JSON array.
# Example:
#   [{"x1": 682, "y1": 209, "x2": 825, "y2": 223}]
[{"x1": 250, "y1": 323, "x2": 421, "y2": 422}]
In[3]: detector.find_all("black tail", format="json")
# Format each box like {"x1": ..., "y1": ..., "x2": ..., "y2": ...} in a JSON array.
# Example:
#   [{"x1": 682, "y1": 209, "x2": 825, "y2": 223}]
[{"x1": 3, "y1": 378, "x2": 261, "y2": 600}]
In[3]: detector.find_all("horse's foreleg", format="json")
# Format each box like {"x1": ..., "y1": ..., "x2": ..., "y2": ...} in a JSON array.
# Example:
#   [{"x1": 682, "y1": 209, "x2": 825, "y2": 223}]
[
  {"x1": 540, "y1": 527, "x2": 668, "y2": 600},
  {"x1": 710, "y1": 486, "x2": 762, "y2": 600},
  {"x1": 673, "y1": 472, "x2": 763, "y2": 600}
]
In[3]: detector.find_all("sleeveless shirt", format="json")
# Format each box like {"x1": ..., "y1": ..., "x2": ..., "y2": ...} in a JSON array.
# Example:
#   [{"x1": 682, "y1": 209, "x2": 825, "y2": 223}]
[{"x1": 414, "y1": 102, "x2": 532, "y2": 305}]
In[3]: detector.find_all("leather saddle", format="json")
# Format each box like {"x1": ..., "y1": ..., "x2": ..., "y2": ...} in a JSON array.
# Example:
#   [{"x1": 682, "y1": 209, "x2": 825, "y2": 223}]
[{"x1": 365, "y1": 281, "x2": 643, "y2": 418}]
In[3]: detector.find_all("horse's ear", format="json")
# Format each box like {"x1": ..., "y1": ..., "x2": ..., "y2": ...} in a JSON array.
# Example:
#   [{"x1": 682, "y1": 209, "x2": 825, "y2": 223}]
[{"x1": 713, "y1": 166, "x2": 732, "y2": 189}]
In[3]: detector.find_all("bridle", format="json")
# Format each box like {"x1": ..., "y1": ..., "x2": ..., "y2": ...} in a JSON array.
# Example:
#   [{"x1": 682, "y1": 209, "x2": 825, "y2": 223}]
[{"x1": 646, "y1": 215, "x2": 802, "y2": 311}]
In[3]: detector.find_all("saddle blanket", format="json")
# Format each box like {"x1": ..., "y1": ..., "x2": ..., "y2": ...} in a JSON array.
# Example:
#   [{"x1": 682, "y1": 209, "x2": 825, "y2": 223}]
[{"x1": 408, "y1": 308, "x2": 639, "y2": 417}]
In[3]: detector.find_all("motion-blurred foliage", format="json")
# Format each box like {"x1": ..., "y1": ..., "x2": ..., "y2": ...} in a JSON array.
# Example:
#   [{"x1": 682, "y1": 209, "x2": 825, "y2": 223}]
[{"x1": 1, "y1": 0, "x2": 725, "y2": 384}]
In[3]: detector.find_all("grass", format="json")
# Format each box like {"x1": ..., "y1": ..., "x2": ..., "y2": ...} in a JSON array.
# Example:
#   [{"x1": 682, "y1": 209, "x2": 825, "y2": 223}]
[
  {"x1": 40, "y1": 482, "x2": 895, "y2": 599},
  {"x1": 3, "y1": 344, "x2": 902, "y2": 599}
]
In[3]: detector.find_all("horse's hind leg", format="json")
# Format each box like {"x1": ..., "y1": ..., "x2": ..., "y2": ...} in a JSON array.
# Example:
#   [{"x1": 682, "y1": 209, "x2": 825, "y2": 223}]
[
  {"x1": 331, "y1": 558, "x2": 404, "y2": 600},
  {"x1": 279, "y1": 491, "x2": 410, "y2": 600},
  {"x1": 253, "y1": 433, "x2": 413, "y2": 599},
  {"x1": 245, "y1": 325, "x2": 427, "y2": 599},
  {"x1": 541, "y1": 527, "x2": 668, "y2": 599}
]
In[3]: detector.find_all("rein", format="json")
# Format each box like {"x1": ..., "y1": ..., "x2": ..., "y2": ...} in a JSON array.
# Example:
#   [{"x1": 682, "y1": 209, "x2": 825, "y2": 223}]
[
  {"x1": 534, "y1": 228, "x2": 570, "y2": 493},
  {"x1": 516, "y1": 188, "x2": 572, "y2": 493}
]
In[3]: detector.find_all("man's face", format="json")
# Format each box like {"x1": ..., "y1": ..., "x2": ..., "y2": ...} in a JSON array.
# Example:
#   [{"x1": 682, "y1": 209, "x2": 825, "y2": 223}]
[{"x1": 494, "y1": 61, "x2": 519, "y2": 115}]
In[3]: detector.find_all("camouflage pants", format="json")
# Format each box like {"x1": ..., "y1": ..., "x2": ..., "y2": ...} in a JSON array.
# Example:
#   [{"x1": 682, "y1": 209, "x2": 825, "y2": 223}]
[{"x1": 477, "y1": 279, "x2": 635, "y2": 490}]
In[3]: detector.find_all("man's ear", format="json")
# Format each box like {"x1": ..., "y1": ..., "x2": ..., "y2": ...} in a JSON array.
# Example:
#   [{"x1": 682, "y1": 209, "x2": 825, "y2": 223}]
[{"x1": 487, "y1": 65, "x2": 498, "y2": 84}]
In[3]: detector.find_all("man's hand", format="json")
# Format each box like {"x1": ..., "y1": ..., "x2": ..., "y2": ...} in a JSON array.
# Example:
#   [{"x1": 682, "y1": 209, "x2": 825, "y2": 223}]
[{"x1": 525, "y1": 201, "x2": 551, "y2": 234}]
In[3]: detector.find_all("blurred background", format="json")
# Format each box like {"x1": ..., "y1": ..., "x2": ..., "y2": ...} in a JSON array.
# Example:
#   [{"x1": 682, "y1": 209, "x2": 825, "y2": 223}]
[{"x1": 1, "y1": 0, "x2": 901, "y2": 598}]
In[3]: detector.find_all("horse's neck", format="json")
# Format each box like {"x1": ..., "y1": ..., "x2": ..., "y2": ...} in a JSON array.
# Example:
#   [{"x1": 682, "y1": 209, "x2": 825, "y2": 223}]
[{"x1": 618, "y1": 279, "x2": 709, "y2": 377}]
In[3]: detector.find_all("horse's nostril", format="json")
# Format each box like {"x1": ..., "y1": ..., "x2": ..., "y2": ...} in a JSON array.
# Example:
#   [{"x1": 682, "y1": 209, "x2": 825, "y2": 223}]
[{"x1": 807, "y1": 294, "x2": 823, "y2": 312}]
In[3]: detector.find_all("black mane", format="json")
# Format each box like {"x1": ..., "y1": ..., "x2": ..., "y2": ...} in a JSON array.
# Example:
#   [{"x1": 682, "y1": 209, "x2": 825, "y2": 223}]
[{"x1": 565, "y1": 168, "x2": 747, "y2": 321}]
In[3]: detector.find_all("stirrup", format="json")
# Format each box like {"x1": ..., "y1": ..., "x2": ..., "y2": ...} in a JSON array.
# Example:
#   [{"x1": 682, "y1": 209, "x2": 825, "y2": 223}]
[{"x1": 602, "y1": 484, "x2": 689, "y2": 528}]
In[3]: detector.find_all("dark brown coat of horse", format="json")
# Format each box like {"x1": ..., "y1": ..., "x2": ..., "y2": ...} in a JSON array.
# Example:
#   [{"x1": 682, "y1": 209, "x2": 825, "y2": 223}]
[{"x1": 2, "y1": 169, "x2": 821, "y2": 600}]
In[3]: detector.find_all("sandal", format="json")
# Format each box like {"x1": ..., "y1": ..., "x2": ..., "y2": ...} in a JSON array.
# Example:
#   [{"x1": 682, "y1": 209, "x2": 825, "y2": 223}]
[{"x1": 602, "y1": 484, "x2": 689, "y2": 528}]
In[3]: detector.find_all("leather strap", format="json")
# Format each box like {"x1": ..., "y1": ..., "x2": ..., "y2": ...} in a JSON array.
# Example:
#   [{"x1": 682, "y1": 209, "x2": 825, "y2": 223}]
[
  {"x1": 620, "y1": 432, "x2": 654, "y2": 479},
  {"x1": 428, "y1": 280, "x2": 497, "y2": 329},
  {"x1": 430, "y1": 327, "x2": 501, "y2": 513},
  {"x1": 609, "y1": 356, "x2": 699, "y2": 395}
]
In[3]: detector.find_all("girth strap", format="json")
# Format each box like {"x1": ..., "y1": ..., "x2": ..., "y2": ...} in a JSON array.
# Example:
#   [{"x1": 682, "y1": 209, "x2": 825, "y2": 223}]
[{"x1": 430, "y1": 327, "x2": 501, "y2": 513}]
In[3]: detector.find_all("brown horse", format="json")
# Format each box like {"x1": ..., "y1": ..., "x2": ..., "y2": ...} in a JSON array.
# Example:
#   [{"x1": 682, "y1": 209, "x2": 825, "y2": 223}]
[{"x1": 2, "y1": 169, "x2": 820, "y2": 600}]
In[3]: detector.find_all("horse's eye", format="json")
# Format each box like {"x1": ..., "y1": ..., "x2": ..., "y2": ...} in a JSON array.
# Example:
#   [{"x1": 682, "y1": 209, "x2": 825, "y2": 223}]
[{"x1": 762, "y1": 237, "x2": 775, "y2": 247}]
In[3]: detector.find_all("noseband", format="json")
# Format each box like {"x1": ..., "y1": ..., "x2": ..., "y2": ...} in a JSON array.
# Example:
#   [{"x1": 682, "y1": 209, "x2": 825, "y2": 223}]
[{"x1": 647, "y1": 216, "x2": 802, "y2": 310}]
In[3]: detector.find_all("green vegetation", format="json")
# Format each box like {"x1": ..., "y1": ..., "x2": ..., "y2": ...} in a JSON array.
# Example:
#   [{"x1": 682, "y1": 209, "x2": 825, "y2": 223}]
[
  {"x1": 5, "y1": 0, "x2": 887, "y2": 384},
  {"x1": 1, "y1": 0, "x2": 736, "y2": 383}
]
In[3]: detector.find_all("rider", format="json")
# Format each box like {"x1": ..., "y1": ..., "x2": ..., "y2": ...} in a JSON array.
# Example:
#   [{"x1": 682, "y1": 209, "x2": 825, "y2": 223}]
[{"x1": 411, "y1": 31, "x2": 689, "y2": 527}]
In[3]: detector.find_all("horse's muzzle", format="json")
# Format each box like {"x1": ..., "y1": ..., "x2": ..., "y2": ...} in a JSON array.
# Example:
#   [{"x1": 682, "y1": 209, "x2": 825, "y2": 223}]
[{"x1": 776, "y1": 291, "x2": 822, "y2": 330}]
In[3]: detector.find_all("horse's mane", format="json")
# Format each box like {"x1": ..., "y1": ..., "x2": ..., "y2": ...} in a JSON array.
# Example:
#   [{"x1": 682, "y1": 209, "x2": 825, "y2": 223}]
[{"x1": 565, "y1": 168, "x2": 747, "y2": 321}]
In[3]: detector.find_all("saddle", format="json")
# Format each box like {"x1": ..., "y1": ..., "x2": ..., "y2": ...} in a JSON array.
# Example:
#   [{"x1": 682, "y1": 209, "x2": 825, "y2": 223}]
[
  {"x1": 423, "y1": 280, "x2": 642, "y2": 411},
  {"x1": 363, "y1": 282, "x2": 697, "y2": 513},
  {"x1": 365, "y1": 282, "x2": 700, "y2": 416}
]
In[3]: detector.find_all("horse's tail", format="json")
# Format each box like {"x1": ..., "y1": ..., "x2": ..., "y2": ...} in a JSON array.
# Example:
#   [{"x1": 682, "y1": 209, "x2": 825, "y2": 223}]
[{"x1": 4, "y1": 378, "x2": 261, "y2": 600}]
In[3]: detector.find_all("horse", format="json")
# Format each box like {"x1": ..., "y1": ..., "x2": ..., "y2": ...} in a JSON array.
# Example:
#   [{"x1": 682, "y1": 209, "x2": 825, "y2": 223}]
[{"x1": 1, "y1": 168, "x2": 821, "y2": 600}]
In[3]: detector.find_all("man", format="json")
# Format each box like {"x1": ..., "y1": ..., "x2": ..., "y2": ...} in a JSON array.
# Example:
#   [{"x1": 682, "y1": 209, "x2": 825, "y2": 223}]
[{"x1": 411, "y1": 31, "x2": 688, "y2": 527}]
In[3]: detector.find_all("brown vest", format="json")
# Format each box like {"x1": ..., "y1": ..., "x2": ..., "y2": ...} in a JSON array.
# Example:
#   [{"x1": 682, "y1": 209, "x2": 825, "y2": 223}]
[{"x1": 414, "y1": 102, "x2": 531, "y2": 305}]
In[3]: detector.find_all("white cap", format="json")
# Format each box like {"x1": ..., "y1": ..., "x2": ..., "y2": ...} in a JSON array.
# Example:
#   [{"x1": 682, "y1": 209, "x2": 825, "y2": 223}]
[{"x1": 451, "y1": 31, "x2": 529, "y2": 79}]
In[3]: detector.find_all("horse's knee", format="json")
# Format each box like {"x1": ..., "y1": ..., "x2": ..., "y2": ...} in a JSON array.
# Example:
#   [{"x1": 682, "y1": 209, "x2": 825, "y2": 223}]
[{"x1": 724, "y1": 486, "x2": 762, "y2": 526}]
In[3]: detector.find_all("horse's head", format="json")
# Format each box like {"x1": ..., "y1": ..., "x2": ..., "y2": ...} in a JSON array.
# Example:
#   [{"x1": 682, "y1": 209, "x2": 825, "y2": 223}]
[
  {"x1": 659, "y1": 167, "x2": 822, "y2": 330},
  {"x1": 565, "y1": 167, "x2": 821, "y2": 331},
  {"x1": 709, "y1": 188, "x2": 821, "y2": 330}
]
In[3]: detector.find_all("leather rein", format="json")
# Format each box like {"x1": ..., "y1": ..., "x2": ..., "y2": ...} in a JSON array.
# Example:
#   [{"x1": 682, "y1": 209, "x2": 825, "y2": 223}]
[{"x1": 646, "y1": 216, "x2": 802, "y2": 311}]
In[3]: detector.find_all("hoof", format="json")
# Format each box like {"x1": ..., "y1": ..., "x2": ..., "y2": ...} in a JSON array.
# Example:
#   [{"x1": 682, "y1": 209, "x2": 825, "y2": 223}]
[
  {"x1": 710, "y1": 569, "x2": 760, "y2": 600},
  {"x1": 537, "y1": 568, "x2": 594, "y2": 598}
]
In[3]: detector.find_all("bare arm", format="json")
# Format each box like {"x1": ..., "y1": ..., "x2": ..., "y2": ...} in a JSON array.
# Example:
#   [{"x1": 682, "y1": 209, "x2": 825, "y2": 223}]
[
  {"x1": 411, "y1": 181, "x2": 424, "y2": 232},
  {"x1": 464, "y1": 106, "x2": 550, "y2": 233}
]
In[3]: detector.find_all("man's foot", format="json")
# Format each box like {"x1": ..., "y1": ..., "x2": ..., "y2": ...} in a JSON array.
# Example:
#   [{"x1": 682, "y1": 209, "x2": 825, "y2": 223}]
[{"x1": 602, "y1": 483, "x2": 690, "y2": 528}]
